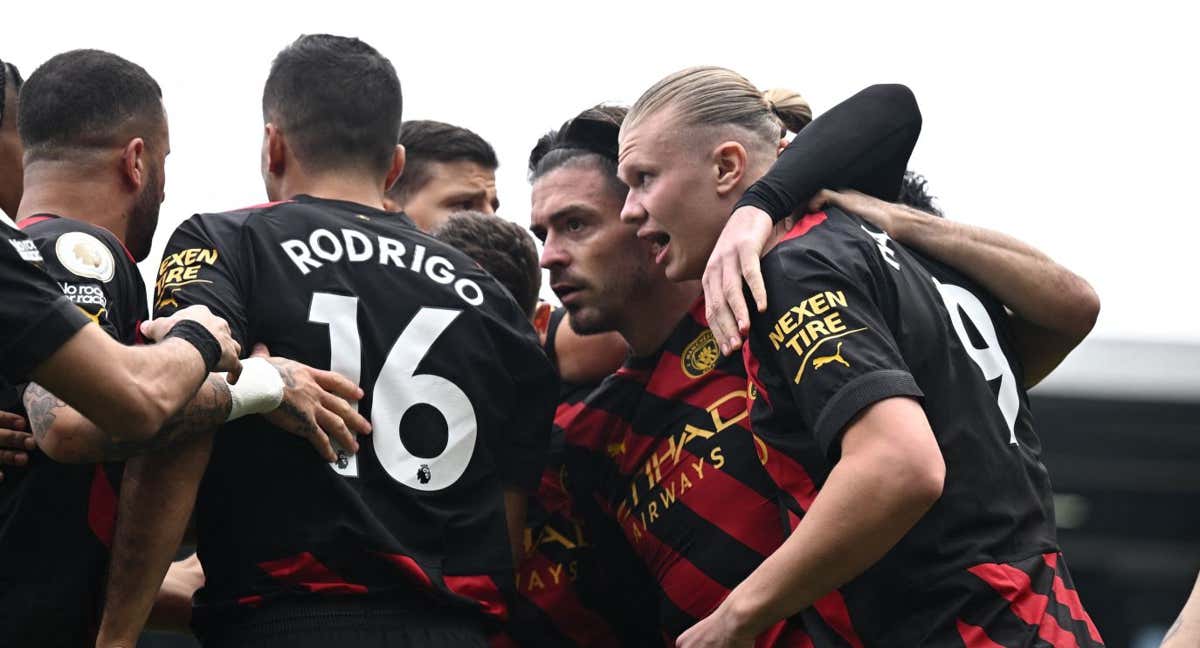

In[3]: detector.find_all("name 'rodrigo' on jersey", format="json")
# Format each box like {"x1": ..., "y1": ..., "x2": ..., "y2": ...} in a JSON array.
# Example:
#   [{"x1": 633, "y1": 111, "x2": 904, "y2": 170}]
[
  {"x1": 744, "y1": 207, "x2": 1103, "y2": 647},
  {"x1": 153, "y1": 195, "x2": 557, "y2": 638}
]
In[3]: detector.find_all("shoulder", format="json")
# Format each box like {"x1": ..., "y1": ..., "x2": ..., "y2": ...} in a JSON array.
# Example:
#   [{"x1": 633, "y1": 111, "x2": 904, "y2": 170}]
[
  {"x1": 25, "y1": 217, "x2": 134, "y2": 283},
  {"x1": 762, "y1": 209, "x2": 878, "y2": 283}
]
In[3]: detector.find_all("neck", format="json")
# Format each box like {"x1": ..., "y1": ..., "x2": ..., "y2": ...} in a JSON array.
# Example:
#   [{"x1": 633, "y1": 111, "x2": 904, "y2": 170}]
[
  {"x1": 620, "y1": 279, "x2": 703, "y2": 356},
  {"x1": 17, "y1": 162, "x2": 130, "y2": 243},
  {"x1": 278, "y1": 168, "x2": 387, "y2": 211}
]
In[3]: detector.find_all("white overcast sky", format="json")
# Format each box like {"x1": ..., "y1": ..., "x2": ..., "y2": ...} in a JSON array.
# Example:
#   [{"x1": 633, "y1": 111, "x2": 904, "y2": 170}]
[{"x1": 8, "y1": 1, "x2": 1198, "y2": 343}]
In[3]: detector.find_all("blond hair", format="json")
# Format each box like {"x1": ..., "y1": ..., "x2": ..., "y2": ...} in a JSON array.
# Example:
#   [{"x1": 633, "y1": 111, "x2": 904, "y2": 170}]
[{"x1": 626, "y1": 66, "x2": 812, "y2": 146}]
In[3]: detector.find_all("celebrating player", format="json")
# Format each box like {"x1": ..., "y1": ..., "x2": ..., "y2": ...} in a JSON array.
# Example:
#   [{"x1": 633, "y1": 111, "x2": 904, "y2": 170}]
[
  {"x1": 96, "y1": 34, "x2": 557, "y2": 648},
  {"x1": 528, "y1": 88, "x2": 923, "y2": 645},
  {"x1": 0, "y1": 48, "x2": 370, "y2": 647},
  {"x1": 617, "y1": 66, "x2": 1103, "y2": 647},
  {"x1": 384, "y1": 120, "x2": 500, "y2": 231}
]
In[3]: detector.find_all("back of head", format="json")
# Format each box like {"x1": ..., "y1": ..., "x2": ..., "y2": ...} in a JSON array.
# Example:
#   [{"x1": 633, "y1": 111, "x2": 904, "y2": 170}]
[
  {"x1": 625, "y1": 66, "x2": 811, "y2": 151},
  {"x1": 388, "y1": 120, "x2": 497, "y2": 203},
  {"x1": 529, "y1": 104, "x2": 628, "y2": 199},
  {"x1": 263, "y1": 34, "x2": 401, "y2": 176},
  {"x1": 432, "y1": 211, "x2": 541, "y2": 317},
  {"x1": 19, "y1": 49, "x2": 163, "y2": 161},
  {"x1": 0, "y1": 59, "x2": 23, "y2": 128},
  {"x1": 898, "y1": 171, "x2": 942, "y2": 217}
]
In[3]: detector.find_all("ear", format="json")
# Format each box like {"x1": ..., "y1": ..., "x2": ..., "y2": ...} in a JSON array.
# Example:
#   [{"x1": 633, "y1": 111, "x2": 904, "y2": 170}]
[
  {"x1": 713, "y1": 140, "x2": 749, "y2": 198},
  {"x1": 384, "y1": 144, "x2": 406, "y2": 193},
  {"x1": 265, "y1": 123, "x2": 287, "y2": 176},
  {"x1": 532, "y1": 302, "x2": 553, "y2": 343},
  {"x1": 776, "y1": 138, "x2": 789, "y2": 158},
  {"x1": 120, "y1": 138, "x2": 147, "y2": 192}
]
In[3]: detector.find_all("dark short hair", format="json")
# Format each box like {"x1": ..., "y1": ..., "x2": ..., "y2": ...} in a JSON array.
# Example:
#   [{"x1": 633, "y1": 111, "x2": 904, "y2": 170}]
[
  {"x1": 432, "y1": 211, "x2": 541, "y2": 317},
  {"x1": 18, "y1": 50, "x2": 162, "y2": 160},
  {"x1": 263, "y1": 34, "x2": 401, "y2": 175},
  {"x1": 389, "y1": 120, "x2": 498, "y2": 202},
  {"x1": 898, "y1": 171, "x2": 942, "y2": 217},
  {"x1": 0, "y1": 59, "x2": 23, "y2": 127},
  {"x1": 529, "y1": 104, "x2": 627, "y2": 200}
]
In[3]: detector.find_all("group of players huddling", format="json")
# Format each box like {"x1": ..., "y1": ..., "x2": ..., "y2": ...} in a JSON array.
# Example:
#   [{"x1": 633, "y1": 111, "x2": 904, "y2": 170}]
[{"x1": 0, "y1": 34, "x2": 1108, "y2": 648}]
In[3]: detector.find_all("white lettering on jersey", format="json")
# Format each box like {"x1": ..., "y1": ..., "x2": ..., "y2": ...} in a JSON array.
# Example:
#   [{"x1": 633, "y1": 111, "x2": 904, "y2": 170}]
[
  {"x1": 861, "y1": 225, "x2": 901, "y2": 270},
  {"x1": 280, "y1": 228, "x2": 485, "y2": 306}
]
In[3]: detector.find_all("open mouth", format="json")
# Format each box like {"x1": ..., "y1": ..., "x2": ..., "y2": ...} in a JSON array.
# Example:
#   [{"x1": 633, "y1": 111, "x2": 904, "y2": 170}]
[
  {"x1": 551, "y1": 283, "x2": 582, "y2": 304},
  {"x1": 639, "y1": 229, "x2": 672, "y2": 265}
]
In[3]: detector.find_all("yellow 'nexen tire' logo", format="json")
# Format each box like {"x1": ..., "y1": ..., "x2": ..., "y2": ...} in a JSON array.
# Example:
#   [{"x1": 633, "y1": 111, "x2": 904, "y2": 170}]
[{"x1": 681, "y1": 329, "x2": 720, "y2": 378}]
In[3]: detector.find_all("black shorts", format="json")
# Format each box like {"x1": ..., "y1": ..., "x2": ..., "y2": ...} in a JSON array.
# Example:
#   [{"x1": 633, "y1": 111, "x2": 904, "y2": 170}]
[{"x1": 198, "y1": 595, "x2": 487, "y2": 648}]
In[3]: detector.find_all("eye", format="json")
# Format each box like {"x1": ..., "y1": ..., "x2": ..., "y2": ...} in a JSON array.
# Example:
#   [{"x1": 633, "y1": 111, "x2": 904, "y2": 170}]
[{"x1": 565, "y1": 218, "x2": 584, "y2": 233}]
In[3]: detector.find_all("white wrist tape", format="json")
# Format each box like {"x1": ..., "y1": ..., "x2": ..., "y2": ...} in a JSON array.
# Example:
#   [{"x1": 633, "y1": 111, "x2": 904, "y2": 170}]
[{"x1": 225, "y1": 357, "x2": 285, "y2": 422}]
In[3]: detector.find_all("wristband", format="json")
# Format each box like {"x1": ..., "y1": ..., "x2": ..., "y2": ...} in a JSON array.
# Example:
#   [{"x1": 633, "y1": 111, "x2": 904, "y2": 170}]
[
  {"x1": 164, "y1": 320, "x2": 222, "y2": 373},
  {"x1": 225, "y1": 357, "x2": 285, "y2": 421}
]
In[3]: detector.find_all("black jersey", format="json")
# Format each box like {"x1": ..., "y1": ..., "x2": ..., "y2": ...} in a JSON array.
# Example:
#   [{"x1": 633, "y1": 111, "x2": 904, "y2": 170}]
[
  {"x1": 500, "y1": 307, "x2": 659, "y2": 647},
  {"x1": 557, "y1": 300, "x2": 816, "y2": 646},
  {"x1": 0, "y1": 213, "x2": 91, "y2": 384},
  {"x1": 151, "y1": 195, "x2": 557, "y2": 638},
  {"x1": 0, "y1": 214, "x2": 145, "y2": 647},
  {"x1": 744, "y1": 208, "x2": 1102, "y2": 647}
]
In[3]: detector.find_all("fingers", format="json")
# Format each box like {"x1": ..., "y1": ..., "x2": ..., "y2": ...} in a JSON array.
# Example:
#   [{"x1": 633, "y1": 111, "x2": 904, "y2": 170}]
[
  {"x1": 715, "y1": 260, "x2": 745, "y2": 355},
  {"x1": 224, "y1": 356, "x2": 243, "y2": 385},
  {"x1": 702, "y1": 263, "x2": 734, "y2": 357},
  {"x1": 0, "y1": 448, "x2": 29, "y2": 468},
  {"x1": 320, "y1": 390, "x2": 371, "y2": 437},
  {"x1": 0, "y1": 410, "x2": 26, "y2": 430},
  {"x1": 806, "y1": 188, "x2": 837, "y2": 213},
  {"x1": 739, "y1": 244, "x2": 768, "y2": 316},
  {"x1": 314, "y1": 404, "x2": 357, "y2": 457},
  {"x1": 0, "y1": 427, "x2": 35, "y2": 452},
  {"x1": 311, "y1": 369, "x2": 365, "y2": 403},
  {"x1": 139, "y1": 318, "x2": 170, "y2": 341}
]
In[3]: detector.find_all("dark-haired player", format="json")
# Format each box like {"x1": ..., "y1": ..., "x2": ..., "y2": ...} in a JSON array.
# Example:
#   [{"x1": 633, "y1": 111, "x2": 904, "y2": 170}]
[
  {"x1": 97, "y1": 35, "x2": 556, "y2": 648},
  {"x1": 528, "y1": 91, "x2": 922, "y2": 645},
  {"x1": 616, "y1": 67, "x2": 1102, "y2": 647},
  {"x1": 384, "y1": 120, "x2": 499, "y2": 232},
  {"x1": 0, "y1": 48, "x2": 368, "y2": 647},
  {"x1": 431, "y1": 210, "x2": 541, "y2": 318}
]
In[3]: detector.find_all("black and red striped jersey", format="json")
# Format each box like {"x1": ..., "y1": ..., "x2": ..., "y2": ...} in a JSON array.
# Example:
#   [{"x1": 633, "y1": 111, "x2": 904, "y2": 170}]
[
  {"x1": 0, "y1": 214, "x2": 144, "y2": 647},
  {"x1": 744, "y1": 207, "x2": 1102, "y2": 647},
  {"x1": 151, "y1": 195, "x2": 557, "y2": 638},
  {"x1": 558, "y1": 299, "x2": 811, "y2": 645},
  {"x1": 502, "y1": 308, "x2": 659, "y2": 647}
]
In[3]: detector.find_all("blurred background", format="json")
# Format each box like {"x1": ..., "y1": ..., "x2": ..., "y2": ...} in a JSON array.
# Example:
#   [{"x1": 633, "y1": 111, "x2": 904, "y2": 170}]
[{"x1": 6, "y1": 0, "x2": 1196, "y2": 645}]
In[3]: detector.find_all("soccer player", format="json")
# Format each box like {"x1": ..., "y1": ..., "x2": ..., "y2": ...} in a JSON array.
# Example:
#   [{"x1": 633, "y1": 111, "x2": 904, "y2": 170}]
[
  {"x1": 383, "y1": 120, "x2": 500, "y2": 231},
  {"x1": 617, "y1": 66, "x2": 1103, "y2": 647},
  {"x1": 97, "y1": 34, "x2": 557, "y2": 648},
  {"x1": 431, "y1": 210, "x2": 541, "y2": 320},
  {"x1": 529, "y1": 91, "x2": 922, "y2": 644},
  {"x1": 0, "y1": 48, "x2": 370, "y2": 647},
  {"x1": 0, "y1": 57, "x2": 22, "y2": 219}
]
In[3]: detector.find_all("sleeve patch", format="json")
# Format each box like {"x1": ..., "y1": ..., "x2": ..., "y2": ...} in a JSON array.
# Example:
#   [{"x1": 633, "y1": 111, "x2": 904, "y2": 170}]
[
  {"x1": 154, "y1": 247, "x2": 220, "y2": 310},
  {"x1": 55, "y1": 231, "x2": 115, "y2": 282},
  {"x1": 764, "y1": 289, "x2": 869, "y2": 383}
]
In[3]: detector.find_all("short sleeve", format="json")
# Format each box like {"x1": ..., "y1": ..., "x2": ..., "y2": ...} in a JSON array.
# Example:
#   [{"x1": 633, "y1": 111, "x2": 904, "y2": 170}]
[
  {"x1": 483, "y1": 307, "x2": 558, "y2": 492},
  {"x1": 154, "y1": 215, "x2": 250, "y2": 348},
  {"x1": 754, "y1": 237, "x2": 922, "y2": 458},
  {"x1": 34, "y1": 225, "x2": 140, "y2": 342},
  {"x1": 0, "y1": 228, "x2": 90, "y2": 382}
]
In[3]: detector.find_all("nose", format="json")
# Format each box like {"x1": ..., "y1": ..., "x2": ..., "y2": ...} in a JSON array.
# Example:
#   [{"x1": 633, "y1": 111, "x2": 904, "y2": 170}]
[
  {"x1": 539, "y1": 234, "x2": 569, "y2": 270},
  {"x1": 480, "y1": 202, "x2": 496, "y2": 216},
  {"x1": 620, "y1": 190, "x2": 646, "y2": 225}
]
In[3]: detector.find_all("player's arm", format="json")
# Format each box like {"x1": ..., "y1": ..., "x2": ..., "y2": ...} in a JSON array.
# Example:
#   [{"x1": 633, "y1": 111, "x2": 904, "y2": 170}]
[
  {"x1": 96, "y1": 432, "x2": 213, "y2": 648},
  {"x1": 678, "y1": 398, "x2": 943, "y2": 646},
  {"x1": 0, "y1": 409, "x2": 34, "y2": 481},
  {"x1": 28, "y1": 308, "x2": 240, "y2": 442},
  {"x1": 1162, "y1": 571, "x2": 1200, "y2": 648},
  {"x1": 26, "y1": 347, "x2": 370, "y2": 463},
  {"x1": 704, "y1": 83, "x2": 922, "y2": 353},
  {"x1": 680, "y1": 245, "x2": 934, "y2": 647},
  {"x1": 810, "y1": 189, "x2": 1100, "y2": 387}
]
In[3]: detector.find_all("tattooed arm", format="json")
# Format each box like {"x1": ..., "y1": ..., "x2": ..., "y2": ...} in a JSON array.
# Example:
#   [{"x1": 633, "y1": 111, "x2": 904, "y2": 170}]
[
  {"x1": 1162, "y1": 571, "x2": 1200, "y2": 647},
  {"x1": 24, "y1": 375, "x2": 231, "y2": 464}
]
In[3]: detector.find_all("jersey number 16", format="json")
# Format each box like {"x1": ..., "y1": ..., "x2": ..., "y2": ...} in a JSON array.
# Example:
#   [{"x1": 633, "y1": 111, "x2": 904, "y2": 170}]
[{"x1": 309, "y1": 292, "x2": 479, "y2": 491}]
